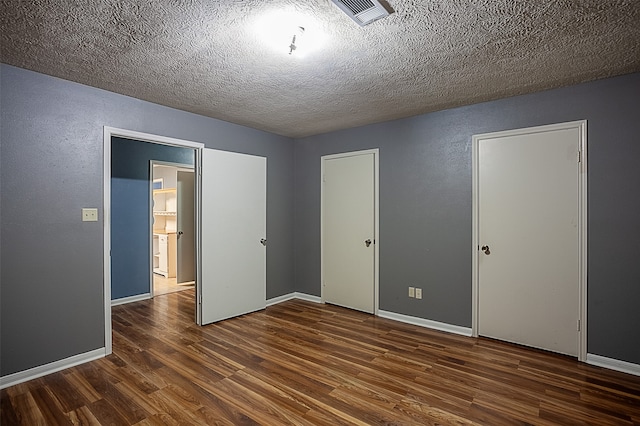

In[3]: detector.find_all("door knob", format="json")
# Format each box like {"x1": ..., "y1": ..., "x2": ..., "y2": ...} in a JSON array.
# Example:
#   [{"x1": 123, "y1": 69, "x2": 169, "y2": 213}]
[
  {"x1": 365, "y1": 239, "x2": 372, "y2": 247},
  {"x1": 481, "y1": 245, "x2": 490, "y2": 255},
  {"x1": 260, "y1": 238, "x2": 267, "y2": 246}
]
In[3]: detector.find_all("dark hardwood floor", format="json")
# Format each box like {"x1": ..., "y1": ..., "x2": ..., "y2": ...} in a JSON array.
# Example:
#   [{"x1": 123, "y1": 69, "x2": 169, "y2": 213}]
[{"x1": 2, "y1": 289, "x2": 640, "y2": 425}]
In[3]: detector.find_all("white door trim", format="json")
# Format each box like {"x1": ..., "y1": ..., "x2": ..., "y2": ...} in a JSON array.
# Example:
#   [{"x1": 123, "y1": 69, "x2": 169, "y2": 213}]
[
  {"x1": 471, "y1": 120, "x2": 587, "y2": 361},
  {"x1": 149, "y1": 160, "x2": 195, "y2": 298},
  {"x1": 103, "y1": 126, "x2": 204, "y2": 355},
  {"x1": 320, "y1": 148, "x2": 380, "y2": 315}
]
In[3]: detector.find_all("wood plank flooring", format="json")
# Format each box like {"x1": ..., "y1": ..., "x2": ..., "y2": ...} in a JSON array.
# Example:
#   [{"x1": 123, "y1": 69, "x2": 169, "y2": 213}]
[{"x1": 2, "y1": 289, "x2": 640, "y2": 425}]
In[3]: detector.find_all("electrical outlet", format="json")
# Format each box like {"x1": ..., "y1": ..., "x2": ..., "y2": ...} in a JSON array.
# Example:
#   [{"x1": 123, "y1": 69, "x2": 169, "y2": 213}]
[
  {"x1": 408, "y1": 287, "x2": 415, "y2": 298},
  {"x1": 82, "y1": 208, "x2": 98, "y2": 222},
  {"x1": 415, "y1": 288, "x2": 422, "y2": 299}
]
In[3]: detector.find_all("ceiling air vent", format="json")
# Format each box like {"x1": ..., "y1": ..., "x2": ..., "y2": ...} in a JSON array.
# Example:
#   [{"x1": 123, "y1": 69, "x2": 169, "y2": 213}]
[{"x1": 330, "y1": 0, "x2": 393, "y2": 26}]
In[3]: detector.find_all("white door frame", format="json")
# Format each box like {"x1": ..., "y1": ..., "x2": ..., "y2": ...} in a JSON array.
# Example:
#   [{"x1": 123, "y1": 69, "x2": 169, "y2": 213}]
[
  {"x1": 320, "y1": 148, "x2": 380, "y2": 315},
  {"x1": 149, "y1": 160, "x2": 195, "y2": 298},
  {"x1": 103, "y1": 127, "x2": 204, "y2": 355},
  {"x1": 471, "y1": 120, "x2": 588, "y2": 361}
]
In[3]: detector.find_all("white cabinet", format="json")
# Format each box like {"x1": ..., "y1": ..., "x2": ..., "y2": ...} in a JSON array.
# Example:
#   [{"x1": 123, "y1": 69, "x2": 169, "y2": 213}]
[
  {"x1": 153, "y1": 234, "x2": 160, "y2": 271},
  {"x1": 158, "y1": 234, "x2": 168, "y2": 272},
  {"x1": 153, "y1": 232, "x2": 176, "y2": 278}
]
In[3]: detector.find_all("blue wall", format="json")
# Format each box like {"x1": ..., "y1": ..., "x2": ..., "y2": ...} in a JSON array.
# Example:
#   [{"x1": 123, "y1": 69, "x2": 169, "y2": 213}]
[{"x1": 111, "y1": 137, "x2": 194, "y2": 300}]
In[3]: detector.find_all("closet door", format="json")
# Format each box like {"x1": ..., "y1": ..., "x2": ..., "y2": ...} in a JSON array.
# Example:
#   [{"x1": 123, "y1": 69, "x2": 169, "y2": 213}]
[
  {"x1": 199, "y1": 149, "x2": 266, "y2": 325},
  {"x1": 477, "y1": 125, "x2": 581, "y2": 356},
  {"x1": 322, "y1": 151, "x2": 376, "y2": 313}
]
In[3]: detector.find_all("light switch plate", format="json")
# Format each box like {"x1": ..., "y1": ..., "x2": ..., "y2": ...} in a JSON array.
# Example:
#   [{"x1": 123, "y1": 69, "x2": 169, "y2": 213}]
[
  {"x1": 415, "y1": 288, "x2": 422, "y2": 299},
  {"x1": 82, "y1": 208, "x2": 98, "y2": 222}
]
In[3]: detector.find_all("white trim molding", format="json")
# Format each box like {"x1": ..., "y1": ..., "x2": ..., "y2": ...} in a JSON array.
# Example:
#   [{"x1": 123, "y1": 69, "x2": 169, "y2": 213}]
[
  {"x1": 148, "y1": 161, "x2": 195, "y2": 298},
  {"x1": 293, "y1": 292, "x2": 323, "y2": 304},
  {"x1": 587, "y1": 354, "x2": 640, "y2": 377},
  {"x1": 268, "y1": 295, "x2": 471, "y2": 337},
  {"x1": 268, "y1": 294, "x2": 473, "y2": 337},
  {"x1": 111, "y1": 293, "x2": 152, "y2": 306},
  {"x1": 378, "y1": 310, "x2": 473, "y2": 337},
  {"x1": 0, "y1": 349, "x2": 105, "y2": 389},
  {"x1": 266, "y1": 292, "x2": 322, "y2": 306},
  {"x1": 266, "y1": 293, "x2": 295, "y2": 306}
]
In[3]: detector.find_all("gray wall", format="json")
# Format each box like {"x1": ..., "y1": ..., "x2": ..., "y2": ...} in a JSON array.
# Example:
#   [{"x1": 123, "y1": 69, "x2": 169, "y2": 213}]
[
  {"x1": 2, "y1": 62, "x2": 639, "y2": 377},
  {"x1": 111, "y1": 138, "x2": 194, "y2": 300},
  {"x1": 0, "y1": 64, "x2": 295, "y2": 376},
  {"x1": 294, "y1": 72, "x2": 640, "y2": 365}
]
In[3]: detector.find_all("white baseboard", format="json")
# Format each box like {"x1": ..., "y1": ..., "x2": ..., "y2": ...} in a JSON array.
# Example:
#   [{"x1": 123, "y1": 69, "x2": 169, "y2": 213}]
[
  {"x1": 292, "y1": 292, "x2": 322, "y2": 303},
  {"x1": 378, "y1": 310, "x2": 473, "y2": 337},
  {"x1": 266, "y1": 292, "x2": 296, "y2": 306},
  {"x1": 586, "y1": 353, "x2": 640, "y2": 377},
  {"x1": 1, "y1": 348, "x2": 105, "y2": 389},
  {"x1": 268, "y1": 296, "x2": 471, "y2": 337},
  {"x1": 111, "y1": 292, "x2": 152, "y2": 306},
  {"x1": 266, "y1": 292, "x2": 322, "y2": 306}
]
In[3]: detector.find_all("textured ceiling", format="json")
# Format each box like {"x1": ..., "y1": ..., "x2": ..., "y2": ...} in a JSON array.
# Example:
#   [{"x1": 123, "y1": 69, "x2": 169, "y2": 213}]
[{"x1": 1, "y1": 1, "x2": 639, "y2": 138}]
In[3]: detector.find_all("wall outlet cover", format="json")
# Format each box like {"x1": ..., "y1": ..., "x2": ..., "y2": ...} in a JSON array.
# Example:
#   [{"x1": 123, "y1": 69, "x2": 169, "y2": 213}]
[{"x1": 82, "y1": 208, "x2": 98, "y2": 222}]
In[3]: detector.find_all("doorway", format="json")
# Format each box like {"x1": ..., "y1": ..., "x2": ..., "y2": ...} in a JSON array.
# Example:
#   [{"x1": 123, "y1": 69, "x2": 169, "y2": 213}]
[
  {"x1": 110, "y1": 136, "x2": 195, "y2": 304},
  {"x1": 105, "y1": 128, "x2": 204, "y2": 353},
  {"x1": 151, "y1": 163, "x2": 196, "y2": 297},
  {"x1": 104, "y1": 127, "x2": 268, "y2": 354},
  {"x1": 472, "y1": 121, "x2": 587, "y2": 360},
  {"x1": 321, "y1": 149, "x2": 379, "y2": 314}
]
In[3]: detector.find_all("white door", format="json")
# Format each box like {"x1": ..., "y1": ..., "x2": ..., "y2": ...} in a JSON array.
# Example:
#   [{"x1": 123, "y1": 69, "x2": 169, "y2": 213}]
[
  {"x1": 177, "y1": 171, "x2": 195, "y2": 283},
  {"x1": 322, "y1": 151, "x2": 376, "y2": 313},
  {"x1": 477, "y1": 125, "x2": 582, "y2": 356},
  {"x1": 200, "y1": 149, "x2": 266, "y2": 325}
]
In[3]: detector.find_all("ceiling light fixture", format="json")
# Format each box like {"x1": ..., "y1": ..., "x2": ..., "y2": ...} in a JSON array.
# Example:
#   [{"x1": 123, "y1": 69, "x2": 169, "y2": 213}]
[
  {"x1": 288, "y1": 26, "x2": 305, "y2": 55},
  {"x1": 255, "y1": 9, "x2": 325, "y2": 58}
]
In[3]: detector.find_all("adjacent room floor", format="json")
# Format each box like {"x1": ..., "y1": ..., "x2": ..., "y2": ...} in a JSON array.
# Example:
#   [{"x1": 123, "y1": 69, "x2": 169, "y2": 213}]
[{"x1": 153, "y1": 273, "x2": 194, "y2": 296}]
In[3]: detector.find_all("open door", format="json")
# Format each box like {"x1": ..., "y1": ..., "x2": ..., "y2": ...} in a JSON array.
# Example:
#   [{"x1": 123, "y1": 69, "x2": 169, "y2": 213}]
[
  {"x1": 199, "y1": 149, "x2": 266, "y2": 325},
  {"x1": 177, "y1": 171, "x2": 195, "y2": 284}
]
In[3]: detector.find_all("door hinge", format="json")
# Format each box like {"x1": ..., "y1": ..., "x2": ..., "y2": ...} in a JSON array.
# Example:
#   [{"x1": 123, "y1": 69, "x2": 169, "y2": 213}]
[
  {"x1": 578, "y1": 151, "x2": 581, "y2": 163},
  {"x1": 577, "y1": 319, "x2": 581, "y2": 331}
]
